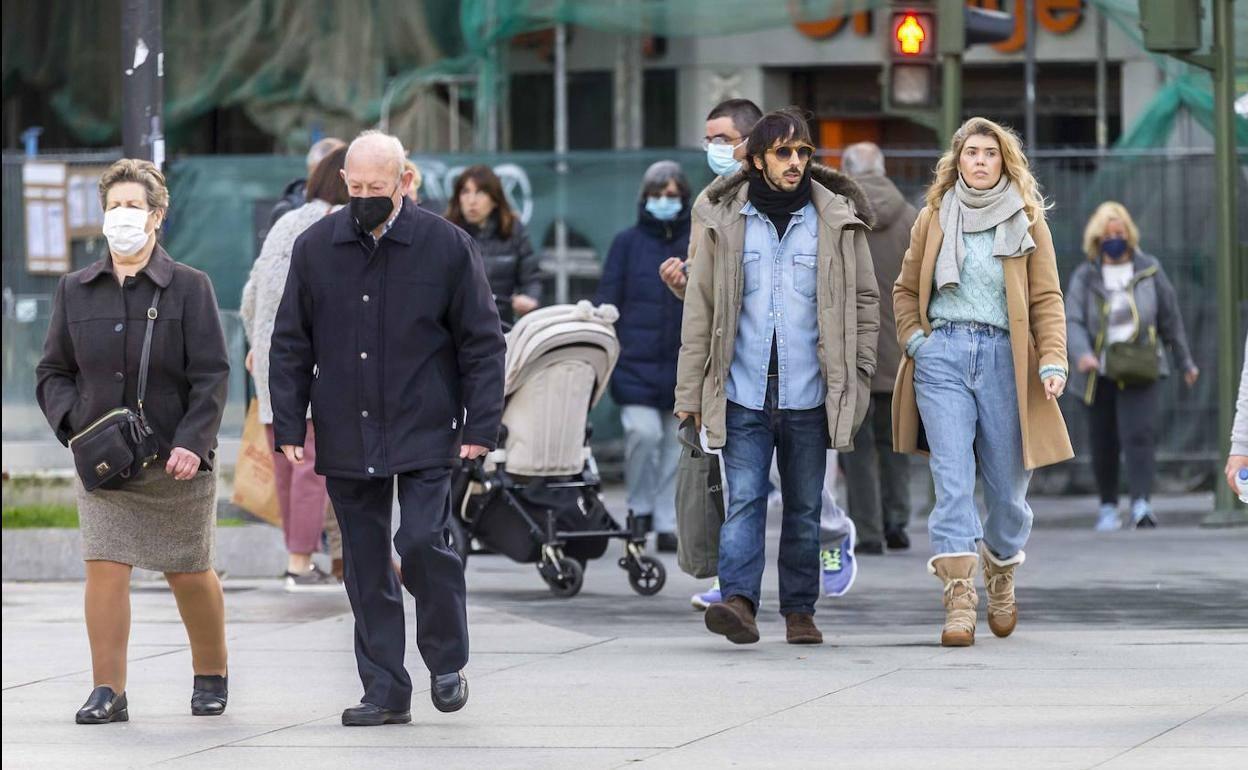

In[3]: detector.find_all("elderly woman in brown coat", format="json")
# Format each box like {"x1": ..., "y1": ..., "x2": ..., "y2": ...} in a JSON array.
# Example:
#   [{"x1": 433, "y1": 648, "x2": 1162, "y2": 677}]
[
  {"x1": 37, "y1": 159, "x2": 231, "y2": 723},
  {"x1": 892, "y1": 117, "x2": 1073, "y2": 648}
]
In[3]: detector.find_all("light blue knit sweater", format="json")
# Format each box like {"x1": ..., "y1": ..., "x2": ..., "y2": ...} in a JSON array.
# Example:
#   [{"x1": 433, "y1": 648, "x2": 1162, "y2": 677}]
[
  {"x1": 906, "y1": 228, "x2": 1066, "y2": 381},
  {"x1": 929, "y1": 230, "x2": 1008, "y2": 332}
]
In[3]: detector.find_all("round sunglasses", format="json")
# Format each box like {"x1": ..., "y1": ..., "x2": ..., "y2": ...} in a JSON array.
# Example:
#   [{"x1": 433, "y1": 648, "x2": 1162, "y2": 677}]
[{"x1": 767, "y1": 144, "x2": 816, "y2": 162}]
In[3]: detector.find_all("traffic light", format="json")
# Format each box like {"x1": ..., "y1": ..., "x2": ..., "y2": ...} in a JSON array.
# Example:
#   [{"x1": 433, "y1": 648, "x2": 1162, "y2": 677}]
[
  {"x1": 1138, "y1": 0, "x2": 1202, "y2": 52},
  {"x1": 888, "y1": 9, "x2": 936, "y2": 107},
  {"x1": 892, "y1": 11, "x2": 934, "y2": 59},
  {"x1": 885, "y1": 3, "x2": 1016, "y2": 111},
  {"x1": 938, "y1": 4, "x2": 1013, "y2": 55}
]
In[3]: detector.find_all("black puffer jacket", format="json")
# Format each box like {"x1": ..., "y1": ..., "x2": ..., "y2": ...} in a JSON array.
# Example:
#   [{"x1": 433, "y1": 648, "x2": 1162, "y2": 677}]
[{"x1": 460, "y1": 214, "x2": 543, "y2": 324}]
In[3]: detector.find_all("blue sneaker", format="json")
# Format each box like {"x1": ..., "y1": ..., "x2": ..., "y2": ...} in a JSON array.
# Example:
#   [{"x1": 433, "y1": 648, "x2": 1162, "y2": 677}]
[
  {"x1": 1131, "y1": 498, "x2": 1158, "y2": 529},
  {"x1": 691, "y1": 579, "x2": 721, "y2": 611},
  {"x1": 1094, "y1": 503, "x2": 1121, "y2": 532},
  {"x1": 821, "y1": 520, "x2": 858, "y2": 598}
]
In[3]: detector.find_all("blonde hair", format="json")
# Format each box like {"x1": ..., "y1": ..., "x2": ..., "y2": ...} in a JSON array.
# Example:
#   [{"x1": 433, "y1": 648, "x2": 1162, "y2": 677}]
[
  {"x1": 404, "y1": 159, "x2": 422, "y2": 192},
  {"x1": 1082, "y1": 201, "x2": 1139, "y2": 261},
  {"x1": 925, "y1": 117, "x2": 1049, "y2": 225},
  {"x1": 98, "y1": 158, "x2": 169, "y2": 212}
]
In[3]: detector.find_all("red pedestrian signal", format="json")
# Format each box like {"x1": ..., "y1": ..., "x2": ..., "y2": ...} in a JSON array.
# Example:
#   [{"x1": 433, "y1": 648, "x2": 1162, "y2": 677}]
[
  {"x1": 891, "y1": 11, "x2": 934, "y2": 59},
  {"x1": 897, "y1": 14, "x2": 926, "y2": 55}
]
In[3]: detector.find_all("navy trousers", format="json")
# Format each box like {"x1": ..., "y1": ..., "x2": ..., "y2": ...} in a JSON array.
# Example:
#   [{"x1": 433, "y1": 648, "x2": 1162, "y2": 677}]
[{"x1": 326, "y1": 468, "x2": 468, "y2": 711}]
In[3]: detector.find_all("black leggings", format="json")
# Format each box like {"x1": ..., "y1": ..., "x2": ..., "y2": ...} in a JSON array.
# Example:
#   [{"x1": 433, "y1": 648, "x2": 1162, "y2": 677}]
[{"x1": 1087, "y1": 377, "x2": 1159, "y2": 504}]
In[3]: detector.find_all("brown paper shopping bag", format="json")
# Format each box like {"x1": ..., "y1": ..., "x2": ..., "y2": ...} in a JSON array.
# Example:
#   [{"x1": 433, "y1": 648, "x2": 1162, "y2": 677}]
[{"x1": 230, "y1": 398, "x2": 281, "y2": 526}]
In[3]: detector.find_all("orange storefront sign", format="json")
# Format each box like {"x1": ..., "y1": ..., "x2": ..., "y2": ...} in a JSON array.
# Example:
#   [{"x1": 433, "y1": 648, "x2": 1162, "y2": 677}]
[
  {"x1": 788, "y1": 3, "x2": 873, "y2": 40},
  {"x1": 791, "y1": 0, "x2": 1083, "y2": 49},
  {"x1": 972, "y1": 0, "x2": 1083, "y2": 52}
]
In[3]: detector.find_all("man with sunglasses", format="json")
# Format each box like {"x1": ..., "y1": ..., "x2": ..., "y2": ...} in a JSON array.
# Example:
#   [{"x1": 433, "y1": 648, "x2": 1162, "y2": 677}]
[{"x1": 675, "y1": 108, "x2": 879, "y2": 646}]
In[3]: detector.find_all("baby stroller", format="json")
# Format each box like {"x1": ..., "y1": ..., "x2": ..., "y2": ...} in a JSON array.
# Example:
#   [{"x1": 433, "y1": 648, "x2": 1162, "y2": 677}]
[{"x1": 449, "y1": 301, "x2": 667, "y2": 598}]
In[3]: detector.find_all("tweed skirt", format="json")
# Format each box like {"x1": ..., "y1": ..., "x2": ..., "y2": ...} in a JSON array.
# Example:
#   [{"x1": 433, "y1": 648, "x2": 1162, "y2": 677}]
[{"x1": 76, "y1": 468, "x2": 217, "y2": 573}]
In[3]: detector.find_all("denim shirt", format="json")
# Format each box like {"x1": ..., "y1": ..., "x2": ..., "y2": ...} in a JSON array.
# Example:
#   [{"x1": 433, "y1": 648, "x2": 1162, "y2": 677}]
[{"x1": 726, "y1": 200, "x2": 826, "y2": 411}]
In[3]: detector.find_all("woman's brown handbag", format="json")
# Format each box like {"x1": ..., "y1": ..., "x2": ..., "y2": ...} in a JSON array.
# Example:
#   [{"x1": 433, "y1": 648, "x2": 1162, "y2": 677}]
[{"x1": 68, "y1": 289, "x2": 162, "y2": 491}]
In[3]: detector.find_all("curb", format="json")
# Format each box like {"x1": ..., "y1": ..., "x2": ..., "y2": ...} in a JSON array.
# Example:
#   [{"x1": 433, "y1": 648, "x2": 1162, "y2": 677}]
[{"x1": 1, "y1": 524, "x2": 309, "y2": 581}]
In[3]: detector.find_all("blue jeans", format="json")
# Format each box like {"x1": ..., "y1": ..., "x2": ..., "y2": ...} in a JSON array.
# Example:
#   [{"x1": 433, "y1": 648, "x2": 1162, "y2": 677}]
[
  {"x1": 913, "y1": 322, "x2": 1033, "y2": 559},
  {"x1": 620, "y1": 405, "x2": 680, "y2": 534},
  {"x1": 720, "y1": 378, "x2": 826, "y2": 616}
]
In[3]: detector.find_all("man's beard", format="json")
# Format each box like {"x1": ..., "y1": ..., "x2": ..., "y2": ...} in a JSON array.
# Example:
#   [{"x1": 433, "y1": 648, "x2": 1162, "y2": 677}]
[{"x1": 766, "y1": 164, "x2": 801, "y2": 191}]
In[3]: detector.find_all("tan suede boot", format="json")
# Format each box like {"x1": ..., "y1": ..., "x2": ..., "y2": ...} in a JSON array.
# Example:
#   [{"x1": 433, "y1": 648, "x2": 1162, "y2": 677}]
[
  {"x1": 980, "y1": 543, "x2": 1024, "y2": 638},
  {"x1": 929, "y1": 554, "x2": 979, "y2": 647}
]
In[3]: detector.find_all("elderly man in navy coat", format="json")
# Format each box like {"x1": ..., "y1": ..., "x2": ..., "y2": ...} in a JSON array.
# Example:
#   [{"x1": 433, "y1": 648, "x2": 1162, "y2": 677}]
[{"x1": 270, "y1": 130, "x2": 505, "y2": 727}]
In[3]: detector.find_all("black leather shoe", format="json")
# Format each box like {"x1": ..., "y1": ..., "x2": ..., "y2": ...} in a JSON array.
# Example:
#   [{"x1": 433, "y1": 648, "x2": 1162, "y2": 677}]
[
  {"x1": 76, "y1": 686, "x2": 128, "y2": 724},
  {"x1": 191, "y1": 675, "x2": 228, "y2": 716},
  {"x1": 655, "y1": 532, "x2": 679, "y2": 553},
  {"x1": 341, "y1": 702, "x2": 411, "y2": 726},
  {"x1": 430, "y1": 671, "x2": 469, "y2": 713},
  {"x1": 857, "y1": 540, "x2": 885, "y2": 555},
  {"x1": 884, "y1": 529, "x2": 911, "y2": 551}
]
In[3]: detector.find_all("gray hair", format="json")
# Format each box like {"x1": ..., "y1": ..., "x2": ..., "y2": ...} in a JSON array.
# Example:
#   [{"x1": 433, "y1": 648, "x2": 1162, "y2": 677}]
[
  {"x1": 639, "y1": 160, "x2": 690, "y2": 201},
  {"x1": 345, "y1": 130, "x2": 407, "y2": 178},
  {"x1": 842, "y1": 142, "x2": 886, "y2": 178},
  {"x1": 305, "y1": 137, "x2": 345, "y2": 173}
]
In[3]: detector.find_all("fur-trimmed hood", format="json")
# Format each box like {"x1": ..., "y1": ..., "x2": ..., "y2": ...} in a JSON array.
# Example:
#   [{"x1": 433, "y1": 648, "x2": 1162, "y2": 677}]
[{"x1": 698, "y1": 163, "x2": 876, "y2": 230}]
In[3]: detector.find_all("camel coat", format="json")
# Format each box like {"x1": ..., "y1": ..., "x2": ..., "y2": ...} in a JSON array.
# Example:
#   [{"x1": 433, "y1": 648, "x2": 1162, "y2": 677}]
[{"x1": 891, "y1": 206, "x2": 1074, "y2": 470}]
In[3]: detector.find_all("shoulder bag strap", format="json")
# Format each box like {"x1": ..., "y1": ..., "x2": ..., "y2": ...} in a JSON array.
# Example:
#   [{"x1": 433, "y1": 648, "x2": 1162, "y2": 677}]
[{"x1": 137, "y1": 288, "x2": 162, "y2": 419}]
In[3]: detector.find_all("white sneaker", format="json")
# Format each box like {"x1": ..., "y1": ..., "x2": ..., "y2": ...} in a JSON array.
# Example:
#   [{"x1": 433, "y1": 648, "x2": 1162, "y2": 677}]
[{"x1": 1094, "y1": 504, "x2": 1122, "y2": 532}]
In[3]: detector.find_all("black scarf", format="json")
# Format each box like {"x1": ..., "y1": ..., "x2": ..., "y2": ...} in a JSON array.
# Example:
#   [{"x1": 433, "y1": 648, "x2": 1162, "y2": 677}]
[{"x1": 747, "y1": 168, "x2": 812, "y2": 237}]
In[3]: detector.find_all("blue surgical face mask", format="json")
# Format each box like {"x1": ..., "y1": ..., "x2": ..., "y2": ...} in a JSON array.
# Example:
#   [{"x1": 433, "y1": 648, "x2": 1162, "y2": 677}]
[
  {"x1": 645, "y1": 196, "x2": 682, "y2": 221},
  {"x1": 706, "y1": 142, "x2": 743, "y2": 177},
  {"x1": 1101, "y1": 236, "x2": 1129, "y2": 261}
]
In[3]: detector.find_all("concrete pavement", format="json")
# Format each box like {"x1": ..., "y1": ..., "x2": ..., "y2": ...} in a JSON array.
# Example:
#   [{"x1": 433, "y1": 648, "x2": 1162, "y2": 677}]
[{"x1": 3, "y1": 526, "x2": 1247, "y2": 769}]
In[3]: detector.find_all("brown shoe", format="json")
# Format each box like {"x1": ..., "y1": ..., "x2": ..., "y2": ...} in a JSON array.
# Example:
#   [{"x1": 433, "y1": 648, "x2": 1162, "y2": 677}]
[
  {"x1": 785, "y1": 613, "x2": 823, "y2": 645},
  {"x1": 331, "y1": 558, "x2": 345, "y2": 581},
  {"x1": 980, "y1": 543, "x2": 1023, "y2": 638},
  {"x1": 704, "y1": 595, "x2": 760, "y2": 644},
  {"x1": 930, "y1": 554, "x2": 979, "y2": 647}
]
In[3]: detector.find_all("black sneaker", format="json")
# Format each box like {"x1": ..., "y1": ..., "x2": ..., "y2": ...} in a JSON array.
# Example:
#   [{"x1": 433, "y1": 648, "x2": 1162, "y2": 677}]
[
  {"x1": 884, "y1": 529, "x2": 911, "y2": 551},
  {"x1": 284, "y1": 565, "x2": 340, "y2": 592},
  {"x1": 655, "y1": 532, "x2": 678, "y2": 553},
  {"x1": 857, "y1": 540, "x2": 885, "y2": 555}
]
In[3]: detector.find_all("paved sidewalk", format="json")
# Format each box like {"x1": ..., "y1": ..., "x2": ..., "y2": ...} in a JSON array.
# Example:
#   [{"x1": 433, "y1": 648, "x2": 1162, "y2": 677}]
[{"x1": 3, "y1": 527, "x2": 1247, "y2": 769}]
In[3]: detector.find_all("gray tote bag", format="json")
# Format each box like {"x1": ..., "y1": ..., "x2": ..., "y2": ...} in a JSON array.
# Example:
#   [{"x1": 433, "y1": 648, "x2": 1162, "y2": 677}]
[{"x1": 675, "y1": 417, "x2": 725, "y2": 579}]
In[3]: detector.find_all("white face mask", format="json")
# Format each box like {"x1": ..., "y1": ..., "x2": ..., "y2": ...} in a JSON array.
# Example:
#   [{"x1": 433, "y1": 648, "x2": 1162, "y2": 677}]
[
  {"x1": 102, "y1": 207, "x2": 153, "y2": 256},
  {"x1": 706, "y1": 141, "x2": 744, "y2": 177}
]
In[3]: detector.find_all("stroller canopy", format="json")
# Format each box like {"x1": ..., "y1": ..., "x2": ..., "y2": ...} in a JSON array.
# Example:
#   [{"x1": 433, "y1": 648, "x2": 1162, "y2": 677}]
[
  {"x1": 497, "y1": 301, "x2": 620, "y2": 477},
  {"x1": 504, "y1": 301, "x2": 620, "y2": 408}
]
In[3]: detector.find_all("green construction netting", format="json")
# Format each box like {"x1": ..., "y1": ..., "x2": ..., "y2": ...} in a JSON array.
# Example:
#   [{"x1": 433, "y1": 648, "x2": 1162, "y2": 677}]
[
  {"x1": 3, "y1": 0, "x2": 1245, "y2": 150},
  {"x1": 1, "y1": 0, "x2": 465, "y2": 149}
]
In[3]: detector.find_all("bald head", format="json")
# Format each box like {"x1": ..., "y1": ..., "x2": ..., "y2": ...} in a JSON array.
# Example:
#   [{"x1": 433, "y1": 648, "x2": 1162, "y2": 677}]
[
  {"x1": 842, "y1": 142, "x2": 885, "y2": 178},
  {"x1": 346, "y1": 131, "x2": 407, "y2": 179}
]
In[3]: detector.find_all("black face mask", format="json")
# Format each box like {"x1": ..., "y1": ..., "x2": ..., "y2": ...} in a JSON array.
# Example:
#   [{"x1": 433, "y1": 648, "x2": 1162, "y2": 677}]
[{"x1": 350, "y1": 191, "x2": 396, "y2": 234}]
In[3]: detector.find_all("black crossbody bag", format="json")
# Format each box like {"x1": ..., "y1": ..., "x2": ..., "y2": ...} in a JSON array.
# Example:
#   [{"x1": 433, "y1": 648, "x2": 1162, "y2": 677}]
[{"x1": 68, "y1": 289, "x2": 163, "y2": 491}]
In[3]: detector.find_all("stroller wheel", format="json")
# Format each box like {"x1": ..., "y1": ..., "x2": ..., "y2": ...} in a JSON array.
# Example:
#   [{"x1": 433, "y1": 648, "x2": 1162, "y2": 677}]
[
  {"x1": 627, "y1": 555, "x2": 666, "y2": 596},
  {"x1": 539, "y1": 556, "x2": 584, "y2": 598}
]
